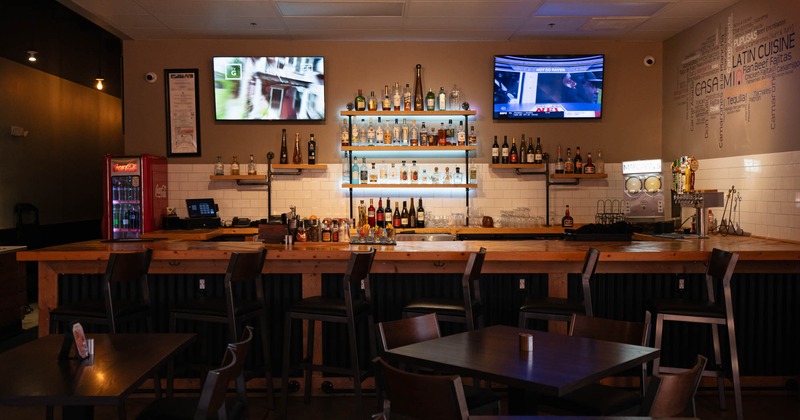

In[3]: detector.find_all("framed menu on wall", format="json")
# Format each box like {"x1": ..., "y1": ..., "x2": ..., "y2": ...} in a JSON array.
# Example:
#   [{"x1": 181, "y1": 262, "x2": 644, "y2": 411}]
[{"x1": 165, "y1": 69, "x2": 201, "y2": 157}]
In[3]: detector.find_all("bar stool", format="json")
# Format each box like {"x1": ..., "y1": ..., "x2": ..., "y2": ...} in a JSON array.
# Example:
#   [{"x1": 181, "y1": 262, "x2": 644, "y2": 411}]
[
  {"x1": 645, "y1": 248, "x2": 742, "y2": 420},
  {"x1": 401, "y1": 247, "x2": 486, "y2": 331},
  {"x1": 168, "y1": 249, "x2": 272, "y2": 407},
  {"x1": 49, "y1": 248, "x2": 154, "y2": 334},
  {"x1": 518, "y1": 247, "x2": 599, "y2": 330},
  {"x1": 280, "y1": 248, "x2": 376, "y2": 420}
]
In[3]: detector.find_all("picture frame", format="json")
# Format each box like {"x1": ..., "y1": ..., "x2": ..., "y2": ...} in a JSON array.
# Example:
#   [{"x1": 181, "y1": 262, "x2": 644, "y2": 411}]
[{"x1": 165, "y1": 68, "x2": 201, "y2": 157}]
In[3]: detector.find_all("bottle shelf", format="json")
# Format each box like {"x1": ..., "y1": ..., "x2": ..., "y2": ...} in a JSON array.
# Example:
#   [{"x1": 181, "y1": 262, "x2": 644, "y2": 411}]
[
  {"x1": 551, "y1": 173, "x2": 608, "y2": 179},
  {"x1": 210, "y1": 175, "x2": 268, "y2": 180},
  {"x1": 341, "y1": 110, "x2": 476, "y2": 117},
  {"x1": 489, "y1": 163, "x2": 546, "y2": 170},
  {"x1": 342, "y1": 183, "x2": 477, "y2": 189},
  {"x1": 343, "y1": 145, "x2": 475, "y2": 152}
]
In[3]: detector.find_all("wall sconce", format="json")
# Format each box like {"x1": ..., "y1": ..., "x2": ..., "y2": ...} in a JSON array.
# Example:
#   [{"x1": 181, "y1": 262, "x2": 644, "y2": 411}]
[{"x1": 27, "y1": 50, "x2": 37, "y2": 62}]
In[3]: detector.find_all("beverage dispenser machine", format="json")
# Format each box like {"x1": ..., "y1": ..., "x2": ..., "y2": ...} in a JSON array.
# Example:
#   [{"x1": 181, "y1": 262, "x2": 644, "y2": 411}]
[
  {"x1": 101, "y1": 154, "x2": 168, "y2": 240},
  {"x1": 622, "y1": 159, "x2": 665, "y2": 220}
]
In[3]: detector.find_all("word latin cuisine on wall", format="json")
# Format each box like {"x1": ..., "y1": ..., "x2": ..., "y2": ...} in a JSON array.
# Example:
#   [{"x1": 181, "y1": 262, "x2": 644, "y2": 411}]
[{"x1": 673, "y1": 11, "x2": 798, "y2": 149}]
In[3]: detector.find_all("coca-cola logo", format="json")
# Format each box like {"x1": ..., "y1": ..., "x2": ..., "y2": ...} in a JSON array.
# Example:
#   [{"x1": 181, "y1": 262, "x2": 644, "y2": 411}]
[{"x1": 113, "y1": 162, "x2": 138, "y2": 172}]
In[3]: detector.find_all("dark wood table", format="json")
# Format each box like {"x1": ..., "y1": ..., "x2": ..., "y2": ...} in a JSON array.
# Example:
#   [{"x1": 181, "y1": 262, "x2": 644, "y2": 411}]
[
  {"x1": 384, "y1": 325, "x2": 660, "y2": 414},
  {"x1": 0, "y1": 333, "x2": 195, "y2": 419}
]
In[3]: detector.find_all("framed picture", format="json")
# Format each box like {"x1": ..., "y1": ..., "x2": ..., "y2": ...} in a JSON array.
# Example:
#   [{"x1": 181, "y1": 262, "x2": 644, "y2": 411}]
[{"x1": 165, "y1": 69, "x2": 201, "y2": 157}]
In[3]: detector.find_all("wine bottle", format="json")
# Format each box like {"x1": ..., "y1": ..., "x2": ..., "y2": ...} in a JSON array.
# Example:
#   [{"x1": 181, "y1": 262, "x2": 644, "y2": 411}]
[
  {"x1": 501, "y1": 136, "x2": 510, "y2": 164},
  {"x1": 280, "y1": 129, "x2": 289, "y2": 164},
  {"x1": 574, "y1": 146, "x2": 583, "y2": 174},
  {"x1": 414, "y1": 64, "x2": 424, "y2": 111},
  {"x1": 401, "y1": 201, "x2": 409, "y2": 228},
  {"x1": 376, "y1": 198, "x2": 385, "y2": 228},
  {"x1": 368, "y1": 199, "x2": 376, "y2": 227},
  {"x1": 491, "y1": 136, "x2": 500, "y2": 164},
  {"x1": 519, "y1": 134, "x2": 527, "y2": 164},
  {"x1": 416, "y1": 197, "x2": 425, "y2": 228},
  {"x1": 385, "y1": 198, "x2": 393, "y2": 224},
  {"x1": 393, "y1": 202, "x2": 401, "y2": 228},
  {"x1": 509, "y1": 137, "x2": 518, "y2": 163},
  {"x1": 534, "y1": 137, "x2": 543, "y2": 164},
  {"x1": 555, "y1": 145, "x2": 564, "y2": 173},
  {"x1": 409, "y1": 198, "x2": 416, "y2": 228},
  {"x1": 526, "y1": 139, "x2": 535, "y2": 164},
  {"x1": 307, "y1": 134, "x2": 316, "y2": 165}
]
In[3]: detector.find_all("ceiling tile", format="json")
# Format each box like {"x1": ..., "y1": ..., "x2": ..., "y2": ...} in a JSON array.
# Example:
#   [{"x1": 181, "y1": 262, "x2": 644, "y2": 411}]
[{"x1": 536, "y1": 1, "x2": 670, "y2": 17}]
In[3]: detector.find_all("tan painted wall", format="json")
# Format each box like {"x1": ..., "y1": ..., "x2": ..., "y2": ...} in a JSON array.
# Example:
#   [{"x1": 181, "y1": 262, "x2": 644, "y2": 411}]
[
  {"x1": 123, "y1": 40, "x2": 662, "y2": 165},
  {"x1": 0, "y1": 58, "x2": 123, "y2": 229}
]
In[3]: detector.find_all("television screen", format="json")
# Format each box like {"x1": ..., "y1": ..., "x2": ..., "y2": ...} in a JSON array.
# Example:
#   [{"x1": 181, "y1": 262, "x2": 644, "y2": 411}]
[
  {"x1": 213, "y1": 56, "x2": 325, "y2": 121},
  {"x1": 493, "y1": 54, "x2": 604, "y2": 120}
]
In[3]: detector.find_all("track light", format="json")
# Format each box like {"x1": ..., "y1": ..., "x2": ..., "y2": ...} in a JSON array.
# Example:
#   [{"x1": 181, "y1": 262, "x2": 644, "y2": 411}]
[{"x1": 27, "y1": 51, "x2": 37, "y2": 62}]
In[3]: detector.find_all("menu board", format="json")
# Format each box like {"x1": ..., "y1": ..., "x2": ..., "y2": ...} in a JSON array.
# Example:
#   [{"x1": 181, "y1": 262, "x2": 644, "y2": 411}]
[{"x1": 165, "y1": 69, "x2": 201, "y2": 157}]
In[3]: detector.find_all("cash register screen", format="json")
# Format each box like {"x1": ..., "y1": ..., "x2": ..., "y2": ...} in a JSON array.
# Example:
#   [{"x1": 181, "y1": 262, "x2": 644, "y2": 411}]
[{"x1": 186, "y1": 198, "x2": 217, "y2": 218}]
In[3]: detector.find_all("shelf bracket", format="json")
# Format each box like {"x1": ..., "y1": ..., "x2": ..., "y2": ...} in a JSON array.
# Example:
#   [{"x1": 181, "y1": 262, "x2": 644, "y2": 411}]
[
  {"x1": 270, "y1": 169, "x2": 303, "y2": 176},
  {"x1": 515, "y1": 168, "x2": 548, "y2": 176}
]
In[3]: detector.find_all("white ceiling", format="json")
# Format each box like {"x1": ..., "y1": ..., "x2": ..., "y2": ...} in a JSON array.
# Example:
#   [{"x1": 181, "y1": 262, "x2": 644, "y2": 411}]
[{"x1": 58, "y1": 0, "x2": 740, "y2": 42}]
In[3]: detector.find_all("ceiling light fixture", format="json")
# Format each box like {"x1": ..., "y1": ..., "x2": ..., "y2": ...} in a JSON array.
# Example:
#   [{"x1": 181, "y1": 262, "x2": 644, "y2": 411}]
[
  {"x1": 95, "y1": 32, "x2": 104, "y2": 90},
  {"x1": 27, "y1": 50, "x2": 38, "y2": 62}
]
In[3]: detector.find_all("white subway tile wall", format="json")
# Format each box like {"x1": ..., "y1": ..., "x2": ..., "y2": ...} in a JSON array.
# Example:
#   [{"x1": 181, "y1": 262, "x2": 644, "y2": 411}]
[{"x1": 167, "y1": 150, "x2": 799, "y2": 240}]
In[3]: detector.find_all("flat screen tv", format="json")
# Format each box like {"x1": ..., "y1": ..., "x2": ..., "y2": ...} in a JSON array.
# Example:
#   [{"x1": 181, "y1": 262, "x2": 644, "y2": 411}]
[
  {"x1": 493, "y1": 54, "x2": 604, "y2": 120},
  {"x1": 213, "y1": 56, "x2": 325, "y2": 121}
]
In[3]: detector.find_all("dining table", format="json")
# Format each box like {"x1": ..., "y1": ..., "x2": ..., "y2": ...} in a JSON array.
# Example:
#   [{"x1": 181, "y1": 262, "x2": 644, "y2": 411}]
[
  {"x1": 0, "y1": 333, "x2": 196, "y2": 420},
  {"x1": 383, "y1": 324, "x2": 660, "y2": 414}
]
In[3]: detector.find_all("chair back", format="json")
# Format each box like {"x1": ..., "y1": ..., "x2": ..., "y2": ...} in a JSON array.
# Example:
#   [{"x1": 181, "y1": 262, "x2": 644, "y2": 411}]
[
  {"x1": 641, "y1": 354, "x2": 708, "y2": 417},
  {"x1": 378, "y1": 313, "x2": 441, "y2": 352},
  {"x1": 705, "y1": 248, "x2": 738, "y2": 305},
  {"x1": 195, "y1": 347, "x2": 239, "y2": 420},
  {"x1": 103, "y1": 249, "x2": 154, "y2": 333},
  {"x1": 223, "y1": 249, "x2": 267, "y2": 332},
  {"x1": 462, "y1": 247, "x2": 487, "y2": 329},
  {"x1": 579, "y1": 247, "x2": 600, "y2": 316},
  {"x1": 342, "y1": 248, "x2": 377, "y2": 314},
  {"x1": 373, "y1": 357, "x2": 469, "y2": 420}
]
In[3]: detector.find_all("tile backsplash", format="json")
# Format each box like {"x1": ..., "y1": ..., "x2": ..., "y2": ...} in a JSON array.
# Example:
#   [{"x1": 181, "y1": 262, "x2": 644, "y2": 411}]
[{"x1": 167, "y1": 150, "x2": 799, "y2": 241}]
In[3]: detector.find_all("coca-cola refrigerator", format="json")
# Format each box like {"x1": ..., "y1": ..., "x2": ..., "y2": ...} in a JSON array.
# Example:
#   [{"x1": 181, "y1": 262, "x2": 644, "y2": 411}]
[{"x1": 102, "y1": 154, "x2": 168, "y2": 240}]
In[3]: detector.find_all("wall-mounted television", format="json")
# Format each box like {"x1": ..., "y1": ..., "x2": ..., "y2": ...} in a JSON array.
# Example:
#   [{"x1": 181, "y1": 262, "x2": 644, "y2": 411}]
[
  {"x1": 493, "y1": 54, "x2": 604, "y2": 120},
  {"x1": 213, "y1": 56, "x2": 325, "y2": 121}
]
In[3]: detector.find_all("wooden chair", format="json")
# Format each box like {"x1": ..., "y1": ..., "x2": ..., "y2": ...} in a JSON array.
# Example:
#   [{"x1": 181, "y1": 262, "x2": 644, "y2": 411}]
[
  {"x1": 377, "y1": 313, "x2": 500, "y2": 414},
  {"x1": 645, "y1": 248, "x2": 742, "y2": 419},
  {"x1": 373, "y1": 356, "x2": 469, "y2": 420},
  {"x1": 49, "y1": 249, "x2": 154, "y2": 334},
  {"x1": 280, "y1": 248, "x2": 377, "y2": 420},
  {"x1": 401, "y1": 247, "x2": 486, "y2": 331},
  {"x1": 518, "y1": 247, "x2": 599, "y2": 330},
  {"x1": 640, "y1": 354, "x2": 708, "y2": 417},
  {"x1": 536, "y1": 314, "x2": 648, "y2": 416},
  {"x1": 136, "y1": 328, "x2": 254, "y2": 420},
  {"x1": 168, "y1": 249, "x2": 272, "y2": 406}
]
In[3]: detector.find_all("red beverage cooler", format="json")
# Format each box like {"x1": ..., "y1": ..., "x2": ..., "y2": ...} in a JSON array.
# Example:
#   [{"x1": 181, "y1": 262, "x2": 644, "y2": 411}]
[{"x1": 102, "y1": 154, "x2": 168, "y2": 240}]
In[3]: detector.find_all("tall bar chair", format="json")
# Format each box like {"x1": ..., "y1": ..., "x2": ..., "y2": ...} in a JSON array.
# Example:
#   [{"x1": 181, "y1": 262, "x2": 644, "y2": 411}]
[
  {"x1": 518, "y1": 247, "x2": 599, "y2": 330},
  {"x1": 401, "y1": 247, "x2": 486, "y2": 331},
  {"x1": 645, "y1": 248, "x2": 742, "y2": 420},
  {"x1": 280, "y1": 248, "x2": 377, "y2": 420},
  {"x1": 168, "y1": 249, "x2": 272, "y2": 407}
]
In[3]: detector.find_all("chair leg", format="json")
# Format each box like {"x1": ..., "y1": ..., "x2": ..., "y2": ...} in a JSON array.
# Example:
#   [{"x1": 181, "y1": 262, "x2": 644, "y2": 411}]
[
  {"x1": 347, "y1": 316, "x2": 364, "y2": 420},
  {"x1": 167, "y1": 314, "x2": 178, "y2": 398},
  {"x1": 726, "y1": 320, "x2": 743, "y2": 420},
  {"x1": 518, "y1": 312, "x2": 526, "y2": 329},
  {"x1": 652, "y1": 313, "x2": 664, "y2": 374},
  {"x1": 259, "y1": 310, "x2": 274, "y2": 409},
  {"x1": 711, "y1": 322, "x2": 726, "y2": 409},
  {"x1": 304, "y1": 319, "x2": 315, "y2": 403},
  {"x1": 281, "y1": 315, "x2": 294, "y2": 420}
]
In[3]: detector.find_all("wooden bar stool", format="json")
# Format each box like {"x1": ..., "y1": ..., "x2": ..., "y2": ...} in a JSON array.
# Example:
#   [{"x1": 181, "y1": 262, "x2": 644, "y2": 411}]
[
  {"x1": 518, "y1": 247, "x2": 599, "y2": 330},
  {"x1": 280, "y1": 248, "x2": 377, "y2": 420},
  {"x1": 645, "y1": 248, "x2": 742, "y2": 420},
  {"x1": 401, "y1": 247, "x2": 486, "y2": 331},
  {"x1": 168, "y1": 249, "x2": 272, "y2": 407}
]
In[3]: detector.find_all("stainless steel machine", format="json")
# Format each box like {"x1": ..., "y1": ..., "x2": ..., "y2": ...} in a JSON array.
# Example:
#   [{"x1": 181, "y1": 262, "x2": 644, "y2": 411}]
[
  {"x1": 622, "y1": 159, "x2": 665, "y2": 220},
  {"x1": 673, "y1": 191, "x2": 725, "y2": 238}
]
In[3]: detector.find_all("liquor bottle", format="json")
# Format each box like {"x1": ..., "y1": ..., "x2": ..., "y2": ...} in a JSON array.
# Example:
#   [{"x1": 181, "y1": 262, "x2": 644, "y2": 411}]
[
  {"x1": 342, "y1": 151, "x2": 350, "y2": 183},
  {"x1": 280, "y1": 129, "x2": 289, "y2": 164},
  {"x1": 468, "y1": 125, "x2": 477, "y2": 145},
  {"x1": 443, "y1": 166, "x2": 453, "y2": 184},
  {"x1": 392, "y1": 201, "x2": 401, "y2": 228},
  {"x1": 340, "y1": 118, "x2": 349, "y2": 146},
  {"x1": 410, "y1": 120, "x2": 419, "y2": 146},
  {"x1": 583, "y1": 152, "x2": 596, "y2": 174},
  {"x1": 248, "y1": 154, "x2": 257, "y2": 175},
  {"x1": 403, "y1": 83, "x2": 412, "y2": 111},
  {"x1": 355, "y1": 89, "x2": 366, "y2": 111},
  {"x1": 376, "y1": 198, "x2": 385, "y2": 228},
  {"x1": 574, "y1": 146, "x2": 583, "y2": 174},
  {"x1": 214, "y1": 155, "x2": 224, "y2": 175},
  {"x1": 437, "y1": 87, "x2": 447, "y2": 110},
  {"x1": 351, "y1": 119, "x2": 360, "y2": 144},
  {"x1": 438, "y1": 123, "x2": 447, "y2": 146},
  {"x1": 392, "y1": 118, "x2": 401, "y2": 144},
  {"x1": 509, "y1": 137, "x2": 518, "y2": 163},
  {"x1": 230, "y1": 155, "x2": 240, "y2": 175},
  {"x1": 456, "y1": 121, "x2": 466, "y2": 146},
  {"x1": 400, "y1": 160, "x2": 409, "y2": 183},
  {"x1": 491, "y1": 136, "x2": 500, "y2": 164},
  {"x1": 426, "y1": 88, "x2": 435, "y2": 111},
  {"x1": 393, "y1": 82, "x2": 401, "y2": 111},
  {"x1": 368, "y1": 90, "x2": 378, "y2": 111},
  {"x1": 564, "y1": 148, "x2": 574, "y2": 174},
  {"x1": 595, "y1": 149, "x2": 605, "y2": 174},
  {"x1": 368, "y1": 199, "x2": 376, "y2": 227},
  {"x1": 389, "y1": 163, "x2": 398, "y2": 182},
  {"x1": 293, "y1": 133, "x2": 303, "y2": 164},
  {"x1": 501, "y1": 136, "x2": 510, "y2": 164},
  {"x1": 468, "y1": 158, "x2": 478, "y2": 184},
  {"x1": 360, "y1": 157, "x2": 368, "y2": 184},
  {"x1": 431, "y1": 166, "x2": 441, "y2": 184},
  {"x1": 358, "y1": 200, "x2": 367, "y2": 228},
  {"x1": 446, "y1": 119, "x2": 455, "y2": 144},
  {"x1": 414, "y1": 64, "x2": 424, "y2": 111},
  {"x1": 382, "y1": 85, "x2": 391, "y2": 111},
  {"x1": 383, "y1": 119, "x2": 393, "y2": 144},
  {"x1": 400, "y1": 201, "x2": 409, "y2": 228},
  {"x1": 534, "y1": 137, "x2": 544, "y2": 164},
  {"x1": 401, "y1": 118, "x2": 409, "y2": 145},
  {"x1": 307, "y1": 134, "x2": 316, "y2": 165},
  {"x1": 410, "y1": 160, "x2": 419, "y2": 183},
  {"x1": 369, "y1": 163, "x2": 378, "y2": 183},
  {"x1": 367, "y1": 118, "x2": 376, "y2": 145},
  {"x1": 449, "y1": 84, "x2": 460, "y2": 110},
  {"x1": 526, "y1": 139, "x2": 535, "y2": 164},
  {"x1": 561, "y1": 205, "x2": 574, "y2": 228},
  {"x1": 555, "y1": 145, "x2": 564, "y2": 174},
  {"x1": 409, "y1": 198, "x2": 417, "y2": 228},
  {"x1": 385, "y1": 198, "x2": 392, "y2": 225},
  {"x1": 379, "y1": 162, "x2": 388, "y2": 183},
  {"x1": 420, "y1": 168, "x2": 429, "y2": 183},
  {"x1": 519, "y1": 135, "x2": 527, "y2": 163},
  {"x1": 351, "y1": 156, "x2": 360, "y2": 184},
  {"x1": 375, "y1": 117, "x2": 384, "y2": 144},
  {"x1": 419, "y1": 122, "x2": 428, "y2": 146},
  {"x1": 416, "y1": 197, "x2": 425, "y2": 228},
  {"x1": 453, "y1": 166, "x2": 464, "y2": 184}
]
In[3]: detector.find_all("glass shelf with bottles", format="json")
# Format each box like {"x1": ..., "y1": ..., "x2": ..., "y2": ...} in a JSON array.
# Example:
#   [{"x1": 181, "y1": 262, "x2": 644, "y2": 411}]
[
  {"x1": 341, "y1": 110, "x2": 476, "y2": 117},
  {"x1": 344, "y1": 160, "x2": 475, "y2": 188}
]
